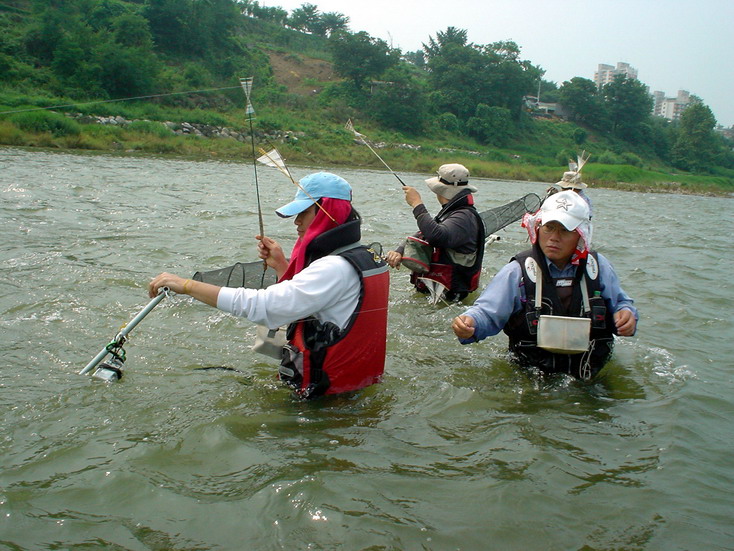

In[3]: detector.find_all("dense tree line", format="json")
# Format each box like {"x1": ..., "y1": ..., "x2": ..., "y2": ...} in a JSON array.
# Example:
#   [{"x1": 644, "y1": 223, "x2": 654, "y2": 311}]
[
  {"x1": 1, "y1": 0, "x2": 268, "y2": 103},
  {"x1": 244, "y1": 5, "x2": 732, "y2": 171},
  {"x1": 0, "y1": 0, "x2": 731, "y2": 173}
]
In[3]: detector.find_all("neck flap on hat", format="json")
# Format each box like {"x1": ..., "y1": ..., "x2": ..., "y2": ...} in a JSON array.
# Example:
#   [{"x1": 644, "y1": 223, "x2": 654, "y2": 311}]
[{"x1": 521, "y1": 210, "x2": 593, "y2": 266}]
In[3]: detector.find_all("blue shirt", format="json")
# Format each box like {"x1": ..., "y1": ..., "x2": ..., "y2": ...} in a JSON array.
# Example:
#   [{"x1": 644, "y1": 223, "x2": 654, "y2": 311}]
[{"x1": 459, "y1": 253, "x2": 637, "y2": 343}]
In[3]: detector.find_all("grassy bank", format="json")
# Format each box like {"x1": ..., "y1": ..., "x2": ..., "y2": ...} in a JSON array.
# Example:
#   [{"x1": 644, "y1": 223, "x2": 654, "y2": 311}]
[{"x1": 1, "y1": 102, "x2": 732, "y2": 197}]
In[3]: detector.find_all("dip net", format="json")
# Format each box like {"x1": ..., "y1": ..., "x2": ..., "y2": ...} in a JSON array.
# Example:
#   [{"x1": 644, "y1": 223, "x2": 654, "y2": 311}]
[
  {"x1": 192, "y1": 242, "x2": 384, "y2": 289},
  {"x1": 192, "y1": 261, "x2": 278, "y2": 289},
  {"x1": 480, "y1": 193, "x2": 541, "y2": 236}
]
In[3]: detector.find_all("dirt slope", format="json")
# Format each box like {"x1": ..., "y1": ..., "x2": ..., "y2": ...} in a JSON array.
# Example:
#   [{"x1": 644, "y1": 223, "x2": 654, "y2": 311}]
[{"x1": 267, "y1": 51, "x2": 338, "y2": 95}]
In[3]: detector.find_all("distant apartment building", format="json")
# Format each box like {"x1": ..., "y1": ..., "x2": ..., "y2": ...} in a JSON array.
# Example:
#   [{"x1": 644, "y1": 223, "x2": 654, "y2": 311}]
[
  {"x1": 594, "y1": 62, "x2": 638, "y2": 88},
  {"x1": 653, "y1": 90, "x2": 692, "y2": 121}
]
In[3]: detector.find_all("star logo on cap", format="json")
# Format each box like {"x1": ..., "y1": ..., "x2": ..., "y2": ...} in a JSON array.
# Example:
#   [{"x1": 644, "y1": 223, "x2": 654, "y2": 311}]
[{"x1": 555, "y1": 196, "x2": 572, "y2": 211}]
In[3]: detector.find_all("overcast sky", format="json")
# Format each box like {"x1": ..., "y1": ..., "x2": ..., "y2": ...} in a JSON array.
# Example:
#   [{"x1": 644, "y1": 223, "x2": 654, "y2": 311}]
[{"x1": 263, "y1": 0, "x2": 734, "y2": 128}]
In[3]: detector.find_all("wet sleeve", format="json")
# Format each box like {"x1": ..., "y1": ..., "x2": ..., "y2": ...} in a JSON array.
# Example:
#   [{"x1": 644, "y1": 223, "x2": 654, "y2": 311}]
[
  {"x1": 459, "y1": 262, "x2": 524, "y2": 343},
  {"x1": 597, "y1": 253, "x2": 637, "y2": 320},
  {"x1": 413, "y1": 207, "x2": 477, "y2": 250}
]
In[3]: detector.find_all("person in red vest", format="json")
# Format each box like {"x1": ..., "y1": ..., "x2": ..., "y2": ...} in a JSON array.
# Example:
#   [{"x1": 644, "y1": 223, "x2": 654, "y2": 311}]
[
  {"x1": 385, "y1": 163, "x2": 485, "y2": 302},
  {"x1": 149, "y1": 172, "x2": 389, "y2": 399}
]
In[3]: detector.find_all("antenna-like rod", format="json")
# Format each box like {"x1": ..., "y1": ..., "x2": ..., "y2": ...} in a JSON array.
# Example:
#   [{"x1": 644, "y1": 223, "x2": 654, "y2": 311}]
[
  {"x1": 240, "y1": 77, "x2": 264, "y2": 239},
  {"x1": 345, "y1": 119, "x2": 406, "y2": 187}
]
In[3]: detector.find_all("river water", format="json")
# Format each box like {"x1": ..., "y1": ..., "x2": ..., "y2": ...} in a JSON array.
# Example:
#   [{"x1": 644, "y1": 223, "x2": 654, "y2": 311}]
[{"x1": 1, "y1": 147, "x2": 732, "y2": 550}]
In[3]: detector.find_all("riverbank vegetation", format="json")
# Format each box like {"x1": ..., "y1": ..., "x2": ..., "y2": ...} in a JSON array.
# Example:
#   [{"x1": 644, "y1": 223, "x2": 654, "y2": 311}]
[{"x1": 1, "y1": 0, "x2": 732, "y2": 196}]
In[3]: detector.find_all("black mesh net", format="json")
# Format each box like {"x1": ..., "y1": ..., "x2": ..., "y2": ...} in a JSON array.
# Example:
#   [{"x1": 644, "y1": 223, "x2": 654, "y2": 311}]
[
  {"x1": 192, "y1": 261, "x2": 278, "y2": 289},
  {"x1": 192, "y1": 243, "x2": 385, "y2": 290},
  {"x1": 479, "y1": 193, "x2": 541, "y2": 236}
]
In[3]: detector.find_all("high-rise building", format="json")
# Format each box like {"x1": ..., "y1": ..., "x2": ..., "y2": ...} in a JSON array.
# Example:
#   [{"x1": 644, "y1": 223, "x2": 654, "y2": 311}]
[
  {"x1": 653, "y1": 90, "x2": 692, "y2": 121},
  {"x1": 594, "y1": 62, "x2": 639, "y2": 88}
]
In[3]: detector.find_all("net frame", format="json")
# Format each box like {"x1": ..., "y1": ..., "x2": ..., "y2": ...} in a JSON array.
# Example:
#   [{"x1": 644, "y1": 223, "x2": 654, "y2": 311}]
[
  {"x1": 193, "y1": 261, "x2": 278, "y2": 288},
  {"x1": 480, "y1": 193, "x2": 541, "y2": 237}
]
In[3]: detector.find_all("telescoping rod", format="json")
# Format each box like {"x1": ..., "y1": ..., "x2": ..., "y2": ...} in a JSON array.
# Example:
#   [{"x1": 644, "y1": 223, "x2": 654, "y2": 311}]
[
  {"x1": 362, "y1": 141, "x2": 406, "y2": 187},
  {"x1": 79, "y1": 289, "x2": 169, "y2": 375}
]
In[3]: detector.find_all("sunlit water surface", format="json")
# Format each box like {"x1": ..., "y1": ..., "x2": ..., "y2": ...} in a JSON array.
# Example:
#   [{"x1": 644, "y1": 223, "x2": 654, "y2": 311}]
[{"x1": 1, "y1": 147, "x2": 732, "y2": 550}]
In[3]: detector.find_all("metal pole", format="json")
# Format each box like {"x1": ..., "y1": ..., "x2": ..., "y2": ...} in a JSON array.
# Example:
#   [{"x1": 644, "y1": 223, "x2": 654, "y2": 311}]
[
  {"x1": 79, "y1": 289, "x2": 168, "y2": 375},
  {"x1": 362, "y1": 141, "x2": 406, "y2": 187}
]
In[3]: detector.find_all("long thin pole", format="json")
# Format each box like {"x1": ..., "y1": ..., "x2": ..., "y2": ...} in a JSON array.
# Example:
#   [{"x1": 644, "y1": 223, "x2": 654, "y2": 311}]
[
  {"x1": 240, "y1": 77, "x2": 264, "y2": 239},
  {"x1": 248, "y1": 115, "x2": 264, "y2": 239},
  {"x1": 362, "y1": 140, "x2": 407, "y2": 187},
  {"x1": 79, "y1": 290, "x2": 168, "y2": 375},
  {"x1": 346, "y1": 120, "x2": 406, "y2": 187},
  {"x1": 240, "y1": 77, "x2": 267, "y2": 287}
]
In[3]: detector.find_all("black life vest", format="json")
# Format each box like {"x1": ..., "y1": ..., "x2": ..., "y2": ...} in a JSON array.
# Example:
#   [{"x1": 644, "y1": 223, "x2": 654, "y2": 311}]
[
  {"x1": 410, "y1": 191, "x2": 485, "y2": 300},
  {"x1": 278, "y1": 213, "x2": 389, "y2": 399},
  {"x1": 503, "y1": 247, "x2": 616, "y2": 379}
]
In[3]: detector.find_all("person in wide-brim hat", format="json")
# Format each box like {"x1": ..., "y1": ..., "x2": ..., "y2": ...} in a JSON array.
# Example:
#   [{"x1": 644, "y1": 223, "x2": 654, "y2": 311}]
[
  {"x1": 555, "y1": 170, "x2": 587, "y2": 190},
  {"x1": 385, "y1": 163, "x2": 485, "y2": 302},
  {"x1": 425, "y1": 163, "x2": 479, "y2": 198}
]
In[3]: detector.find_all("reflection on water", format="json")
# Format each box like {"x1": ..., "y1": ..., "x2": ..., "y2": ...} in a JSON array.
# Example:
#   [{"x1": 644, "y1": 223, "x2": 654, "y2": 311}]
[{"x1": 1, "y1": 147, "x2": 733, "y2": 550}]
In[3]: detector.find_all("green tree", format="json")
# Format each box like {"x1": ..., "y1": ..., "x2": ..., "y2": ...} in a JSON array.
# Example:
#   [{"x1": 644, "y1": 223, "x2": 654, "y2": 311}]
[
  {"x1": 424, "y1": 40, "x2": 485, "y2": 120},
  {"x1": 479, "y1": 40, "x2": 542, "y2": 117},
  {"x1": 559, "y1": 77, "x2": 607, "y2": 128},
  {"x1": 24, "y1": 3, "x2": 71, "y2": 63},
  {"x1": 143, "y1": 0, "x2": 191, "y2": 55},
  {"x1": 424, "y1": 29, "x2": 541, "y2": 122},
  {"x1": 403, "y1": 50, "x2": 425, "y2": 69},
  {"x1": 671, "y1": 101, "x2": 718, "y2": 172},
  {"x1": 255, "y1": 6, "x2": 288, "y2": 24},
  {"x1": 111, "y1": 13, "x2": 154, "y2": 48},
  {"x1": 647, "y1": 116, "x2": 676, "y2": 162},
  {"x1": 288, "y1": 3, "x2": 319, "y2": 33},
  {"x1": 319, "y1": 12, "x2": 349, "y2": 37},
  {"x1": 466, "y1": 103, "x2": 513, "y2": 146},
  {"x1": 537, "y1": 79, "x2": 559, "y2": 102},
  {"x1": 423, "y1": 26, "x2": 468, "y2": 59},
  {"x1": 95, "y1": 41, "x2": 160, "y2": 97},
  {"x1": 329, "y1": 31, "x2": 398, "y2": 90},
  {"x1": 368, "y1": 65, "x2": 428, "y2": 133},
  {"x1": 87, "y1": 0, "x2": 134, "y2": 31},
  {"x1": 144, "y1": 0, "x2": 241, "y2": 57},
  {"x1": 601, "y1": 74, "x2": 654, "y2": 143}
]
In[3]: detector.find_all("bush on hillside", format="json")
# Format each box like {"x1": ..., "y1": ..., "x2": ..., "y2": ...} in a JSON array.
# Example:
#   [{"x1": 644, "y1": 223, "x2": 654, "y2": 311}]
[
  {"x1": 9, "y1": 110, "x2": 80, "y2": 136},
  {"x1": 127, "y1": 120, "x2": 172, "y2": 137},
  {"x1": 437, "y1": 112, "x2": 460, "y2": 133}
]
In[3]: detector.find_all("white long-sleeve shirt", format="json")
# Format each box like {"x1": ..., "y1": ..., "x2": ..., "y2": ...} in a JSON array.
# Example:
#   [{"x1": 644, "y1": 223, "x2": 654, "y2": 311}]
[{"x1": 216, "y1": 255, "x2": 360, "y2": 330}]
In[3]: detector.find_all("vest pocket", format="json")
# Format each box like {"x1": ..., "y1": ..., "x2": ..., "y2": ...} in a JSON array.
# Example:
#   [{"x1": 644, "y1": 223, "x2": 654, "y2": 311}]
[
  {"x1": 279, "y1": 344, "x2": 303, "y2": 388},
  {"x1": 446, "y1": 248, "x2": 477, "y2": 267}
]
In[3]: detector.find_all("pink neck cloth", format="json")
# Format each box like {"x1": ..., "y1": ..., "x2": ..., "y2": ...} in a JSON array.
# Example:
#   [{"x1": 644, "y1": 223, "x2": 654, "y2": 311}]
[
  {"x1": 521, "y1": 211, "x2": 590, "y2": 266},
  {"x1": 278, "y1": 198, "x2": 352, "y2": 282}
]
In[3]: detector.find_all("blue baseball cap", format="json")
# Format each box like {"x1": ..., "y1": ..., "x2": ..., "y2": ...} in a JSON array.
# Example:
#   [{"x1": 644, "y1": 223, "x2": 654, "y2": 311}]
[{"x1": 275, "y1": 172, "x2": 352, "y2": 218}]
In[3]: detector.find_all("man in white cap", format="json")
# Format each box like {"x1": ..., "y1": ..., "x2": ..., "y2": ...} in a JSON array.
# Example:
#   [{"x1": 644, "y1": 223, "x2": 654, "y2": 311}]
[
  {"x1": 452, "y1": 190, "x2": 637, "y2": 379},
  {"x1": 149, "y1": 172, "x2": 389, "y2": 399},
  {"x1": 386, "y1": 163, "x2": 485, "y2": 301}
]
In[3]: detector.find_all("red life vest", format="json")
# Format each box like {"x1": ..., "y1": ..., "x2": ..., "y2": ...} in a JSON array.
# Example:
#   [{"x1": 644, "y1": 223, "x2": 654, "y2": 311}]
[
  {"x1": 408, "y1": 191, "x2": 485, "y2": 299},
  {"x1": 281, "y1": 244, "x2": 389, "y2": 398}
]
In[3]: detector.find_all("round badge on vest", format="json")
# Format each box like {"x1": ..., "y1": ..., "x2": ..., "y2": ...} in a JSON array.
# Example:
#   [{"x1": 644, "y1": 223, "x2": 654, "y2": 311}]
[
  {"x1": 586, "y1": 254, "x2": 599, "y2": 280},
  {"x1": 524, "y1": 257, "x2": 538, "y2": 283}
]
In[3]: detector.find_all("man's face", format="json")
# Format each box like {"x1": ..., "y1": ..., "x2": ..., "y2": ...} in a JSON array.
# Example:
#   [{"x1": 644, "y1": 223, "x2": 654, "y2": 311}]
[{"x1": 538, "y1": 221, "x2": 580, "y2": 267}]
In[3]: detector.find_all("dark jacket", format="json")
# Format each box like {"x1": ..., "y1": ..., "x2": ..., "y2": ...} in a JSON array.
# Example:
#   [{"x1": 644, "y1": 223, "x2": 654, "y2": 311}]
[{"x1": 399, "y1": 189, "x2": 485, "y2": 299}]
